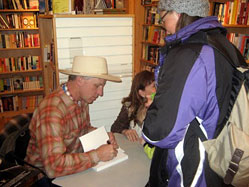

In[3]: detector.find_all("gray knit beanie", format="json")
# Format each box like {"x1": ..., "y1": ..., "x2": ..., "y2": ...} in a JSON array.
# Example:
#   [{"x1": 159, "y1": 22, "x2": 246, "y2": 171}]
[{"x1": 158, "y1": 0, "x2": 210, "y2": 17}]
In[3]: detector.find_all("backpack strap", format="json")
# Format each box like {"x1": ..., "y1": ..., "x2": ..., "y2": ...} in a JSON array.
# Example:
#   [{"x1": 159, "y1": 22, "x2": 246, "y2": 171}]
[
  {"x1": 206, "y1": 33, "x2": 248, "y2": 69},
  {"x1": 223, "y1": 148, "x2": 244, "y2": 184}
]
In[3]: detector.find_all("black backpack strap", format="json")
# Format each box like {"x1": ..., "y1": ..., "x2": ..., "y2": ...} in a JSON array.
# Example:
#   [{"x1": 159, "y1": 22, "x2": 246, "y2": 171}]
[
  {"x1": 206, "y1": 33, "x2": 248, "y2": 69},
  {"x1": 207, "y1": 34, "x2": 248, "y2": 68},
  {"x1": 189, "y1": 118, "x2": 224, "y2": 187}
]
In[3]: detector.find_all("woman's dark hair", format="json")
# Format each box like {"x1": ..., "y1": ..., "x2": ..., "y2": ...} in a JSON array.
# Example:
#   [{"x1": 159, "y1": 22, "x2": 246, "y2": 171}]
[
  {"x1": 175, "y1": 13, "x2": 202, "y2": 32},
  {"x1": 122, "y1": 70, "x2": 154, "y2": 120}
]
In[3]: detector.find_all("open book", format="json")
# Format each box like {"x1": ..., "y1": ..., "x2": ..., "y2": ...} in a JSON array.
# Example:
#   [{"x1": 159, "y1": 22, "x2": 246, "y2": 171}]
[{"x1": 79, "y1": 126, "x2": 128, "y2": 172}]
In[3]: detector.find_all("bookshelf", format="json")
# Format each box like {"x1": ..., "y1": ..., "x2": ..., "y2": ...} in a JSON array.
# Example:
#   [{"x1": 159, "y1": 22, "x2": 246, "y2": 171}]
[
  {"x1": 38, "y1": 15, "x2": 58, "y2": 96},
  {"x1": 140, "y1": 0, "x2": 166, "y2": 72},
  {"x1": 209, "y1": 0, "x2": 249, "y2": 63},
  {"x1": 0, "y1": 2, "x2": 45, "y2": 128}
]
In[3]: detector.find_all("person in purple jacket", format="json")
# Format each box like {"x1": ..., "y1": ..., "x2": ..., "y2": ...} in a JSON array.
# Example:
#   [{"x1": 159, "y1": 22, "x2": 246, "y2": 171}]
[{"x1": 142, "y1": 0, "x2": 246, "y2": 186}]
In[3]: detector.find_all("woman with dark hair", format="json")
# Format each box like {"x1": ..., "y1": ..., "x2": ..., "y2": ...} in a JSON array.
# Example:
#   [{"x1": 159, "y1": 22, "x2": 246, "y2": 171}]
[
  {"x1": 111, "y1": 70, "x2": 156, "y2": 142},
  {"x1": 142, "y1": 0, "x2": 247, "y2": 186}
]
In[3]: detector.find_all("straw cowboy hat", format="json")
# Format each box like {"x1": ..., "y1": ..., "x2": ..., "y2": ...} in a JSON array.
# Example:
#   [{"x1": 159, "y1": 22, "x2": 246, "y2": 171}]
[{"x1": 59, "y1": 56, "x2": 122, "y2": 83}]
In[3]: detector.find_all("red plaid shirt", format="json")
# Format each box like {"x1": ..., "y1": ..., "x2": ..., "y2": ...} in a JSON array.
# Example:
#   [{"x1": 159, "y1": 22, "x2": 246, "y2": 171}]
[{"x1": 25, "y1": 86, "x2": 98, "y2": 178}]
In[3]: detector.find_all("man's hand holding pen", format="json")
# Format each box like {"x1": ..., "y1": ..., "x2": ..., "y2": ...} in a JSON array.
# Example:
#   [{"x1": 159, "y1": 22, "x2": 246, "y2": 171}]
[
  {"x1": 107, "y1": 132, "x2": 119, "y2": 149},
  {"x1": 96, "y1": 132, "x2": 118, "y2": 162}
]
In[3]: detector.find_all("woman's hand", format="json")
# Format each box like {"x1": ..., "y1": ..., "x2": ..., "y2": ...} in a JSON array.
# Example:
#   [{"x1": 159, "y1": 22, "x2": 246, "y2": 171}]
[
  {"x1": 122, "y1": 129, "x2": 139, "y2": 142},
  {"x1": 139, "y1": 137, "x2": 145, "y2": 145}
]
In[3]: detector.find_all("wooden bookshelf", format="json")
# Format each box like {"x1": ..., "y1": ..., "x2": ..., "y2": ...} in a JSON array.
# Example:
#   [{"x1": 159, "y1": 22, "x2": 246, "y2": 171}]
[
  {"x1": 38, "y1": 15, "x2": 58, "y2": 96},
  {"x1": 0, "y1": 9, "x2": 39, "y2": 12},
  {"x1": 139, "y1": 1, "x2": 166, "y2": 72},
  {"x1": 0, "y1": 3, "x2": 45, "y2": 127},
  {"x1": 136, "y1": 0, "x2": 248, "y2": 73}
]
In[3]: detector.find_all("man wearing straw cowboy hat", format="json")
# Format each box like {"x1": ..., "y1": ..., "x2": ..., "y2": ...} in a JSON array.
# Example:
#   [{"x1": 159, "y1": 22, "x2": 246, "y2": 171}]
[{"x1": 25, "y1": 56, "x2": 122, "y2": 183}]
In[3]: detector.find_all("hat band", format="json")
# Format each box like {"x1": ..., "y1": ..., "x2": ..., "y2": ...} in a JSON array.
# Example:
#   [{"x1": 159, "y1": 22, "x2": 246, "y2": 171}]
[{"x1": 73, "y1": 70, "x2": 108, "y2": 76}]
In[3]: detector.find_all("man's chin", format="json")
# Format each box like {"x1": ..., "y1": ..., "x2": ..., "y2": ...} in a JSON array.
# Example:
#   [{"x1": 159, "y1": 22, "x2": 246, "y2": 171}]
[{"x1": 88, "y1": 98, "x2": 97, "y2": 104}]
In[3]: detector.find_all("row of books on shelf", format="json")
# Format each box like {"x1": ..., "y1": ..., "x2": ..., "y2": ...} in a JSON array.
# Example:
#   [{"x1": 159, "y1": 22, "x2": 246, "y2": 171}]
[
  {"x1": 0, "y1": 94, "x2": 43, "y2": 112},
  {"x1": 0, "y1": 13, "x2": 37, "y2": 29},
  {"x1": 144, "y1": 25, "x2": 165, "y2": 45},
  {"x1": 43, "y1": 42, "x2": 54, "y2": 64},
  {"x1": 0, "y1": 0, "x2": 39, "y2": 10},
  {"x1": 94, "y1": 0, "x2": 125, "y2": 14},
  {"x1": 227, "y1": 33, "x2": 249, "y2": 60},
  {"x1": 0, "y1": 32, "x2": 40, "y2": 48},
  {"x1": 0, "y1": 56, "x2": 41, "y2": 72},
  {"x1": 145, "y1": 6, "x2": 160, "y2": 25},
  {"x1": 213, "y1": 0, "x2": 249, "y2": 25},
  {"x1": 0, "y1": 76, "x2": 43, "y2": 92},
  {"x1": 141, "y1": 63, "x2": 156, "y2": 72},
  {"x1": 142, "y1": 45, "x2": 160, "y2": 64},
  {"x1": 96, "y1": 0, "x2": 125, "y2": 9},
  {"x1": 141, "y1": 0, "x2": 159, "y2": 5}
]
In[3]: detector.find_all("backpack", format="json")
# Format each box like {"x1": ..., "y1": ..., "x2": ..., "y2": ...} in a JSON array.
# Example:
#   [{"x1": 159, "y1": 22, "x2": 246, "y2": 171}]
[
  {"x1": 0, "y1": 113, "x2": 53, "y2": 186},
  {"x1": 0, "y1": 113, "x2": 33, "y2": 164},
  {"x1": 195, "y1": 33, "x2": 249, "y2": 186}
]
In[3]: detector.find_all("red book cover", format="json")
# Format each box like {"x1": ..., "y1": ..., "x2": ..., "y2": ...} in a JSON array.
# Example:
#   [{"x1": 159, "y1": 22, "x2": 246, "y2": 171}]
[
  {"x1": 226, "y1": 33, "x2": 231, "y2": 41},
  {"x1": 152, "y1": 29, "x2": 159, "y2": 43},
  {"x1": 27, "y1": 33, "x2": 31, "y2": 47},
  {"x1": 104, "y1": 0, "x2": 112, "y2": 8},
  {"x1": 112, "y1": 0, "x2": 115, "y2": 8},
  {"x1": 224, "y1": 1, "x2": 230, "y2": 24},
  {"x1": 33, "y1": 34, "x2": 40, "y2": 47},
  {"x1": 29, "y1": 0, "x2": 39, "y2": 9},
  {"x1": 4, "y1": 58, "x2": 10, "y2": 72},
  {"x1": 0, "y1": 58, "x2": 4, "y2": 72},
  {"x1": 26, "y1": 96, "x2": 30, "y2": 108},
  {"x1": 0, "y1": 59, "x2": 2, "y2": 72},
  {"x1": 2, "y1": 58, "x2": 7, "y2": 72},
  {"x1": 238, "y1": 2, "x2": 245, "y2": 25},
  {"x1": 240, "y1": 36, "x2": 249, "y2": 54},
  {"x1": 23, "y1": 33, "x2": 28, "y2": 47},
  {"x1": 244, "y1": 2, "x2": 249, "y2": 25},
  {"x1": 147, "y1": 12, "x2": 152, "y2": 24},
  {"x1": 11, "y1": 57, "x2": 15, "y2": 71}
]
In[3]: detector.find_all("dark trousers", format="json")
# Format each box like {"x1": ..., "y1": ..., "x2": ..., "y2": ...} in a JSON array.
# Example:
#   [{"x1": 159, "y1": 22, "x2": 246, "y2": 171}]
[{"x1": 34, "y1": 176, "x2": 61, "y2": 187}]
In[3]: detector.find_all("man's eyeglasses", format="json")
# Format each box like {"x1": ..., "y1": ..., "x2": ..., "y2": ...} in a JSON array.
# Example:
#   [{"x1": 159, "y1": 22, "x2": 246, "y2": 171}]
[{"x1": 159, "y1": 11, "x2": 169, "y2": 24}]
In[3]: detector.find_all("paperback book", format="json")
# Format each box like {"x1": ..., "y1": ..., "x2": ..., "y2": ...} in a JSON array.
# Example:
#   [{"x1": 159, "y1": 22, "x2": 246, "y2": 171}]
[{"x1": 79, "y1": 126, "x2": 128, "y2": 172}]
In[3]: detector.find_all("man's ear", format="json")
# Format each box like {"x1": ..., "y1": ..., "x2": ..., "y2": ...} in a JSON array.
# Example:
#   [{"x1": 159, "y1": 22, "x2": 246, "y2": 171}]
[
  {"x1": 76, "y1": 76, "x2": 84, "y2": 86},
  {"x1": 138, "y1": 89, "x2": 145, "y2": 98}
]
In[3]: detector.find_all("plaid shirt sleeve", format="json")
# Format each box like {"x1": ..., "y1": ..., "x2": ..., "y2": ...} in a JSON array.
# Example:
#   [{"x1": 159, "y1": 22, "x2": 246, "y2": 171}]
[{"x1": 26, "y1": 90, "x2": 100, "y2": 178}]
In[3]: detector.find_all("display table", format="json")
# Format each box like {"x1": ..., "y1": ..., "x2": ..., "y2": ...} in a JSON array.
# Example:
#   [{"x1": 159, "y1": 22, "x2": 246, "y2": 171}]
[{"x1": 53, "y1": 133, "x2": 151, "y2": 187}]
